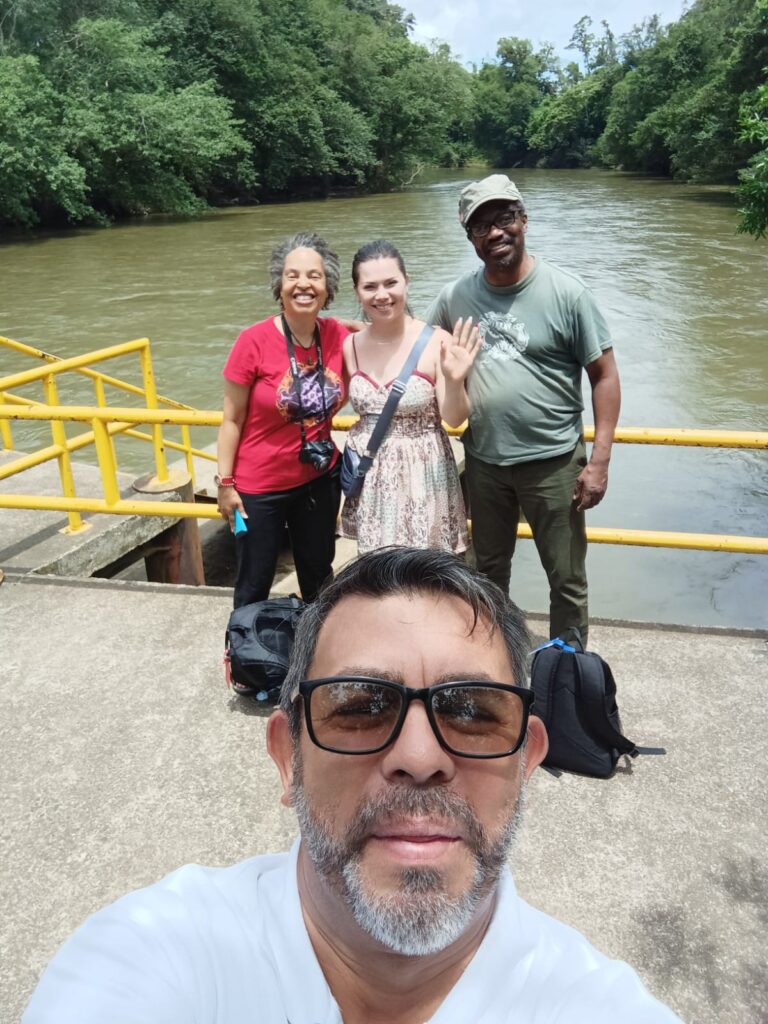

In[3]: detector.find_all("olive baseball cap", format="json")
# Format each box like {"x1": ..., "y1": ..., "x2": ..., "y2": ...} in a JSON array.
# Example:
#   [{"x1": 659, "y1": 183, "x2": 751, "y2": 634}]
[{"x1": 458, "y1": 174, "x2": 525, "y2": 227}]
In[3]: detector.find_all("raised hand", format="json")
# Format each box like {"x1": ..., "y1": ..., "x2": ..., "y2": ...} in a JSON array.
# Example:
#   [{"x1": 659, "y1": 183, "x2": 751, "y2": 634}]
[{"x1": 440, "y1": 317, "x2": 482, "y2": 383}]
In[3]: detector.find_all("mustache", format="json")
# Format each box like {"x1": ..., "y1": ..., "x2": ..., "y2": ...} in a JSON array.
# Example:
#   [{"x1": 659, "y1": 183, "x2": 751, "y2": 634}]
[{"x1": 344, "y1": 786, "x2": 489, "y2": 856}]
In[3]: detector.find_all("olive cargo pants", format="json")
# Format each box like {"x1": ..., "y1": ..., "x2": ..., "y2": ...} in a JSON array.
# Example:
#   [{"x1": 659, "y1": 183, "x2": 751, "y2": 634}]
[{"x1": 464, "y1": 439, "x2": 589, "y2": 644}]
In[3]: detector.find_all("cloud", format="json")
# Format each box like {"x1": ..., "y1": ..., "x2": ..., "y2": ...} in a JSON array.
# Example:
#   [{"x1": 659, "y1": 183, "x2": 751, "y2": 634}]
[{"x1": 404, "y1": 0, "x2": 687, "y2": 66}]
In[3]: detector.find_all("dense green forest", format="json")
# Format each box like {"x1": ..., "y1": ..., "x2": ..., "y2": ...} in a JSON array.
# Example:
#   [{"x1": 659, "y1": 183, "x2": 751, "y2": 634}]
[{"x1": 0, "y1": 0, "x2": 766, "y2": 234}]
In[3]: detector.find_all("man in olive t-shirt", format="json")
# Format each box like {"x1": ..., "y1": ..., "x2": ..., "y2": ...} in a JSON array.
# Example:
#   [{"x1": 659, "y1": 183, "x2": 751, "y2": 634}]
[{"x1": 426, "y1": 175, "x2": 621, "y2": 643}]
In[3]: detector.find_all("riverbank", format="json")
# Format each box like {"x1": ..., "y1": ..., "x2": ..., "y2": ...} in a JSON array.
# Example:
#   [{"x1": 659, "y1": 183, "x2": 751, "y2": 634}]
[
  {"x1": 0, "y1": 168, "x2": 739, "y2": 243},
  {"x1": 2, "y1": 570, "x2": 767, "y2": 1023}
]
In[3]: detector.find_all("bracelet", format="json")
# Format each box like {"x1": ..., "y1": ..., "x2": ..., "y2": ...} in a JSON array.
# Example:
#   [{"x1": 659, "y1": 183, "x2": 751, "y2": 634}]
[{"x1": 214, "y1": 474, "x2": 236, "y2": 488}]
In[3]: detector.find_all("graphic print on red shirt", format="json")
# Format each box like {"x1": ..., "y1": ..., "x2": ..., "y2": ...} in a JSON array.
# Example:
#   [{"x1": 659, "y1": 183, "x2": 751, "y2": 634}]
[
  {"x1": 223, "y1": 316, "x2": 347, "y2": 493},
  {"x1": 276, "y1": 356, "x2": 342, "y2": 427}
]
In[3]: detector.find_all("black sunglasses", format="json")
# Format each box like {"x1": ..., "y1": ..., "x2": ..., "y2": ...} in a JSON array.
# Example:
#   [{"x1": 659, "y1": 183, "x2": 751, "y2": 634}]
[
  {"x1": 298, "y1": 676, "x2": 534, "y2": 759},
  {"x1": 467, "y1": 208, "x2": 524, "y2": 239}
]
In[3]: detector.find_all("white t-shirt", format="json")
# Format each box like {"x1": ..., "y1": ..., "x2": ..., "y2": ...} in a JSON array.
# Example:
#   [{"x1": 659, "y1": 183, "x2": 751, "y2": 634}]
[{"x1": 24, "y1": 841, "x2": 681, "y2": 1023}]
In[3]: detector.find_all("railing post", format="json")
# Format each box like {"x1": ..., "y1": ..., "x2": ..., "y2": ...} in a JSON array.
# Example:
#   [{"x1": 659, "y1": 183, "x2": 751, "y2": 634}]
[
  {"x1": 0, "y1": 393, "x2": 13, "y2": 450},
  {"x1": 138, "y1": 342, "x2": 169, "y2": 483},
  {"x1": 92, "y1": 418, "x2": 121, "y2": 506},
  {"x1": 43, "y1": 374, "x2": 89, "y2": 534},
  {"x1": 181, "y1": 424, "x2": 195, "y2": 484},
  {"x1": 93, "y1": 376, "x2": 118, "y2": 471}
]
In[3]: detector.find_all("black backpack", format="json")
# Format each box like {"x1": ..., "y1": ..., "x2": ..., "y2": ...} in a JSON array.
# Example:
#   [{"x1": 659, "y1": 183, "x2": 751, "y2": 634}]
[
  {"x1": 530, "y1": 633, "x2": 639, "y2": 778},
  {"x1": 225, "y1": 596, "x2": 305, "y2": 704}
]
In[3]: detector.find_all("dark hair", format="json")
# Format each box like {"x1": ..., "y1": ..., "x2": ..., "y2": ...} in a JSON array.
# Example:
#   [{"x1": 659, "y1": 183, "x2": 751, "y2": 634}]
[
  {"x1": 269, "y1": 231, "x2": 340, "y2": 307},
  {"x1": 280, "y1": 546, "x2": 530, "y2": 740},
  {"x1": 351, "y1": 239, "x2": 407, "y2": 286}
]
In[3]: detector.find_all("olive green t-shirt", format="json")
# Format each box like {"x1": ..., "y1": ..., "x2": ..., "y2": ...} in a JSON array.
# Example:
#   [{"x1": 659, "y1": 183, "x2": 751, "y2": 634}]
[{"x1": 426, "y1": 258, "x2": 613, "y2": 465}]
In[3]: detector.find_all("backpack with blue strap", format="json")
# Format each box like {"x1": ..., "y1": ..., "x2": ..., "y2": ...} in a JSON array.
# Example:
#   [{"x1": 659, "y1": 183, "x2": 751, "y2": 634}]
[{"x1": 530, "y1": 628, "x2": 641, "y2": 778}]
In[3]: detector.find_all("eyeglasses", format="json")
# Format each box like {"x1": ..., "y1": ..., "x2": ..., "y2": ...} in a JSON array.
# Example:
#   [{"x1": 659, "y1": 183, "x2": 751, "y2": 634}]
[
  {"x1": 467, "y1": 209, "x2": 523, "y2": 240},
  {"x1": 298, "y1": 676, "x2": 534, "y2": 759}
]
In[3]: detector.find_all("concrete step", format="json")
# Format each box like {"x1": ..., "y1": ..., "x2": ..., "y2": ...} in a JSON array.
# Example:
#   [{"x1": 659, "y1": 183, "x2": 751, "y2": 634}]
[{"x1": 0, "y1": 450, "x2": 186, "y2": 578}]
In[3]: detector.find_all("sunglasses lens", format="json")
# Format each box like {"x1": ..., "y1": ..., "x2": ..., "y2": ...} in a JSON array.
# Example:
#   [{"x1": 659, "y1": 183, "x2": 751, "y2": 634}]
[
  {"x1": 431, "y1": 685, "x2": 525, "y2": 756},
  {"x1": 309, "y1": 680, "x2": 402, "y2": 752}
]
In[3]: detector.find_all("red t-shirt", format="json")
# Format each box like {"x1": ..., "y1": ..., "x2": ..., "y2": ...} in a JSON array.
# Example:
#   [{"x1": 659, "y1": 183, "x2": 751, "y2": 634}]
[{"x1": 223, "y1": 316, "x2": 347, "y2": 493}]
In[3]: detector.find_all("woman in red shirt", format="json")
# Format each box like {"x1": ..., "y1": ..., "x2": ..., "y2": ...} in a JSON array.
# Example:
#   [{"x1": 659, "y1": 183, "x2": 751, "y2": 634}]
[{"x1": 216, "y1": 232, "x2": 347, "y2": 609}]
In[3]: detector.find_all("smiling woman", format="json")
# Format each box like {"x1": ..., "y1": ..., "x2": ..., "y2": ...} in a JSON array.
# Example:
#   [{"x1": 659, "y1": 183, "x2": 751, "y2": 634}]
[
  {"x1": 339, "y1": 239, "x2": 480, "y2": 555},
  {"x1": 216, "y1": 232, "x2": 348, "y2": 627}
]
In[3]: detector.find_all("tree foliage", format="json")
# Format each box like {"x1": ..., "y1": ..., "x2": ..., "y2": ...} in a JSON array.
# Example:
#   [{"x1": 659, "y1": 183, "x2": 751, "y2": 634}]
[
  {"x1": 528, "y1": 66, "x2": 621, "y2": 168},
  {"x1": 0, "y1": 0, "x2": 473, "y2": 226},
  {"x1": 0, "y1": 54, "x2": 89, "y2": 226},
  {"x1": 736, "y1": 80, "x2": 768, "y2": 235},
  {"x1": 468, "y1": 0, "x2": 766, "y2": 237},
  {"x1": 596, "y1": 0, "x2": 767, "y2": 181},
  {"x1": 0, "y1": 0, "x2": 764, "y2": 233},
  {"x1": 471, "y1": 37, "x2": 558, "y2": 166}
]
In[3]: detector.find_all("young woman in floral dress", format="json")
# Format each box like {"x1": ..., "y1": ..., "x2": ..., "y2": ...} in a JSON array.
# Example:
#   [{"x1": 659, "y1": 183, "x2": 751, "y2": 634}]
[{"x1": 340, "y1": 240, "x2": 480, "y2": 554}]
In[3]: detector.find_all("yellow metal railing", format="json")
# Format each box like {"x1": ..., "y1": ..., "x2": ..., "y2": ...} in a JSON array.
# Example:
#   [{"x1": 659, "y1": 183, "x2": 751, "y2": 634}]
[
  {"x1": 0, "y1": 336, "x2": 216, "y2": 532},
  {"x1": 1, "y1": 403, "x2": 767, "y2": 554},
  {"x1": 337, "y1": 416, "x2": 768, "y2": 450},
  {"x1": 1, "y1": 336, "x2": 767, "y2": 553}
]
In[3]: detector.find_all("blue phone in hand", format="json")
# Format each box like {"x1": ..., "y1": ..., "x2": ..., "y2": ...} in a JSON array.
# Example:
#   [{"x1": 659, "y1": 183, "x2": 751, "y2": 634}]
[{"x1": 233, "y1": 509, "x2": 248, "y2": 535}]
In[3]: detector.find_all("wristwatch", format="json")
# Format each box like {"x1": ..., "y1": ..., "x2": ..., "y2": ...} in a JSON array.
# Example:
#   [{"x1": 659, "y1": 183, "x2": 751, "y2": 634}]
[{"x1": 214, "y1": 474, "x2": 236, "y2": 488}]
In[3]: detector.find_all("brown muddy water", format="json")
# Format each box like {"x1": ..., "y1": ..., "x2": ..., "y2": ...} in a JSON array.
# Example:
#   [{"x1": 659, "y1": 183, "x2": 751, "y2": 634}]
[{"x1": 1, "y1": 168, "x2": 766, "y2": 629}]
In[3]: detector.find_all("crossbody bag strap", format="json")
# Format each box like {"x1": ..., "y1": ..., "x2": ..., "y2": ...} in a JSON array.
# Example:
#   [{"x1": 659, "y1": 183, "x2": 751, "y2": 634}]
[{"x1": 357, "y1": 324, "x2": 434, "y2": 475}]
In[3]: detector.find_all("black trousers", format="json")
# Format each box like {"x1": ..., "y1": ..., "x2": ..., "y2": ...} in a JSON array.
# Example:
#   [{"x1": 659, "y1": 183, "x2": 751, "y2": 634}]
[{"x1": 233, "y1": 467, "x2": 341, "y2": 608}]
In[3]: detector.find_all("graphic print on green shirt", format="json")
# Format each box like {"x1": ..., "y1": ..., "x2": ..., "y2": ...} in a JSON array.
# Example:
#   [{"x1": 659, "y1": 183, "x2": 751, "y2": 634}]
[{"x1": 425, "y1": 258, "x2": 613, "y2": 466}]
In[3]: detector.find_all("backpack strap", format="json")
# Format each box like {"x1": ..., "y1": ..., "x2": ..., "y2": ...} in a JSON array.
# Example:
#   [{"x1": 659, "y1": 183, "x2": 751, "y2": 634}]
[{"x1": 574, "y1": 655, "x2": 639, "y2": 757}]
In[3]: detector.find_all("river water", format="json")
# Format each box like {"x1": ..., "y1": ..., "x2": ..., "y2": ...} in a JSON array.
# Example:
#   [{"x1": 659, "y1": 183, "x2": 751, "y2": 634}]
[{"x1": 1, "y1": 168, "x2": 766, "y2": 629}]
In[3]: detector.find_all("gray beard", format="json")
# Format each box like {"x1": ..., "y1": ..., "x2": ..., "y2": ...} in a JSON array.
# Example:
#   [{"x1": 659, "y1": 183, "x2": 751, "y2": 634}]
[{"x1": 292, "y1": 761, "x2": 524, "y2": 956}]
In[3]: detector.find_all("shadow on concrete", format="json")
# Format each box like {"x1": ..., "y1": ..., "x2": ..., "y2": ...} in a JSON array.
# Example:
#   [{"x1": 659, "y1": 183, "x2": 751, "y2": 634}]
[{"x1": 225, "y1": 694, "x2": 276, "y2": 719}]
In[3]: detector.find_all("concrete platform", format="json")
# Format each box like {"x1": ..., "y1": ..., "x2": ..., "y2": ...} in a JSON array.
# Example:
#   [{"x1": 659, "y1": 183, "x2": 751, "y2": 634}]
[
  {"x1": 2, "y1": 571, "x2": 766, "y2": 1023},
  {"x1": 0, "y1": 450, "x2": 186, "y2": 578}
]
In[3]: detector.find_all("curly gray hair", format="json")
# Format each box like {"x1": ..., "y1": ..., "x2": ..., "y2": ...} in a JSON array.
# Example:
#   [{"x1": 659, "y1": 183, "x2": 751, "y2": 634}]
[{"x1": 269, "y1": 231, "x2": 341, "y2": 308}]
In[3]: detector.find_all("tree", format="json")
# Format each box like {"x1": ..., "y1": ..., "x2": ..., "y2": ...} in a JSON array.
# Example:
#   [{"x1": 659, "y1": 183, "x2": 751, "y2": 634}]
[
  {"x1": 53, "y1": 17, "x2": 250, "y2": 218},
  {"x1": 528, "y1": 64, "x2": 621, "y2": 167},
  {"x1": 736, "y1": 80, "x2": 768, "y2": 237},
  {"x1": 3, "y1": 0, "x2": 763, "y2": 229},
  {"x1": 619, "y1": 15, "x2": 663, "y2": 68},
  {"x1": 0, "y1": 54, "x2": 89, "y2": 225},
  {"x1": 597, "y1": 0, "x2": 767, "y2": 181},
  {"x1": 567, "y1": 15, "x2": 596, "y2": 73},
  {"x1": 472, "y1": 37, "x2": 559, "y2": 165},
  {"x1": 594, "y1": 20, "x2": 618, "y2": 67}
]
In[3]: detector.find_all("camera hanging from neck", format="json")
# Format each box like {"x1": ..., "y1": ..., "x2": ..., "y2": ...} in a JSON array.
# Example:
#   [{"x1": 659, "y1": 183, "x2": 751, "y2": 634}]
[{"x1": 282, "y1": 315, "x2": 333, "y2": 471}]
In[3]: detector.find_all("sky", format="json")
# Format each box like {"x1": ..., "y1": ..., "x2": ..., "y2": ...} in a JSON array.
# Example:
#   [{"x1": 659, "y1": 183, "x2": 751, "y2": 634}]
[{"x1": 402, "y1": 0, "x2": 688, "y2": 66}]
